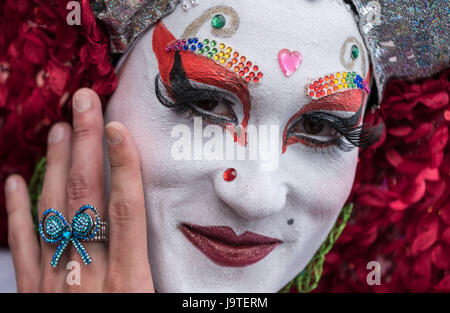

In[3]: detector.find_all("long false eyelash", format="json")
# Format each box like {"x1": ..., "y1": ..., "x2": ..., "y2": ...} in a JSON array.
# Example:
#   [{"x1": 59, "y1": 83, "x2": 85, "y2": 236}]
[
  {"x1": 155, "y1": 74, "x2": 238, "y2": 125},
  {"x1": 307, "y1": 143, "x2": 343, "y2": 159},
  {"x1": 155, "y1": 74, "x2": 230, "y2": 109},
  {"x1": 287, "y1": 133, "x2": 343, "y2": 158},
  {"x1": 301, "y1": 106, "x2": 383, "y2": 152}
]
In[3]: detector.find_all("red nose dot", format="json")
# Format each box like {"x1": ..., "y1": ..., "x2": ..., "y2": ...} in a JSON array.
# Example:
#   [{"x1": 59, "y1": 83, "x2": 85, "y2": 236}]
[{"x1": 223, "y1": 168, "x2": 237, "y2": 182}]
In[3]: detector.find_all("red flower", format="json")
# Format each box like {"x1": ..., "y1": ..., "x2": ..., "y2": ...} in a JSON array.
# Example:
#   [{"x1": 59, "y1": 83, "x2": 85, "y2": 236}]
[
  {"x1": 431, "y1": 244, "x2": 450, "y2": 270},
  {"x1": 435, "y1": 275, "x2": 450, "y2": 291},
  {"x1": 0, "y1": 0, "x2": 117, "y2": 245},
  {"x1": 411, "y1": 213, "x2": 439, "y2": 255},
  {"x1": 442, "y1": 227, "x2": 450, "y2": 245}
]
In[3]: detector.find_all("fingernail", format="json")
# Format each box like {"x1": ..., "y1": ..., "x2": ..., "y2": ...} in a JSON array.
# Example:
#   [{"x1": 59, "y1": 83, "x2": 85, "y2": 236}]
[
  {"x1": 5, "y1": 176, "x2": 17, "y2": 194},
  {"x1": 48, "y1": 124, "x2": 65, "y2": 144},
  {"x1": 105, "y1": 122, "x2": 123, "y2": 145},
  {"x1": 73, "y1": 91, "x2": 91, "y2": 112}
]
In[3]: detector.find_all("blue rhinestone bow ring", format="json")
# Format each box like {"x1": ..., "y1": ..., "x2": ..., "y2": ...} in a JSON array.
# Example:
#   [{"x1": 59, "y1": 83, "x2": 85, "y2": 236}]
[{"x1": 39, "y1": 204, "x2": 107, "y2": 267}]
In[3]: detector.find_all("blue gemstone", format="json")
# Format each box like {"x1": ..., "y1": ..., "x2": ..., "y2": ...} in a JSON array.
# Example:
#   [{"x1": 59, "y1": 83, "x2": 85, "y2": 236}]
[
  {"x1": 183, "y1": 45, "x2": 189, "y2": 50},
  {"x1": 190, "y1": 45, "x2": 196, "y2": 51},
  {"x1": 45, "y1": 215, "x2": 63, "y2": 239},
  {"x1": 188, "y1": 38, "x2": 193, "y2": 44},
  {"x1": 73, "y1": 213, "x2": 92, "y2": 236},
  {"x1": 62, "y1": 226, "x2": 72, "y2": 239},
  {"x1": 193, "y1": 37, "x2": 198, "y2": 43}
]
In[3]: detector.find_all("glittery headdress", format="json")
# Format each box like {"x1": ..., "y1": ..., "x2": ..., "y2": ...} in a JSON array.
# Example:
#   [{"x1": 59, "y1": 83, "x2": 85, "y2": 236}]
[
  {"x1": 90, "y1": 0, "x2": 180, "y2": 53},
  {"x1": 350, "y1": 0, "x2": 448, "y2": 100},
  {"x1": 92, "y1": 0, "x2": 448, "y2": 100}
]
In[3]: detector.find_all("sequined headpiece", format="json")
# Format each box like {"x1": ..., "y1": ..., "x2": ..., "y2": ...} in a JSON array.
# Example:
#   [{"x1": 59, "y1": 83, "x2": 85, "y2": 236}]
[
  {"x1": 90, "y1": 0, "x2": 179, "y2": 53},
  {"x1": 91, "y1": 0, "x2": 448, "y2": 100},
  {"x1": 350, "y1": 0, "x2": 448, "y2": 100}
]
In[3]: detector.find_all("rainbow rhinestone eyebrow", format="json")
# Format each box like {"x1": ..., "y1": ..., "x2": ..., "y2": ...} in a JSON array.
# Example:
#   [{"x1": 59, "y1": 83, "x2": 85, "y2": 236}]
[
  {"x1": 307, "y1": 71, "x2": 370, "y2": 100},
  {"x1": 165, "y1": 37, "x2": 263, "y2": 83}
]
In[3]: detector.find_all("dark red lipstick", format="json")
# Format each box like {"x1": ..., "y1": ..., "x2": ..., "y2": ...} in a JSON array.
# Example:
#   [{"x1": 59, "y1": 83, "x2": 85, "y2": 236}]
[{"x1": 179, "y1": 223, "x2": 282, "y2": 267}]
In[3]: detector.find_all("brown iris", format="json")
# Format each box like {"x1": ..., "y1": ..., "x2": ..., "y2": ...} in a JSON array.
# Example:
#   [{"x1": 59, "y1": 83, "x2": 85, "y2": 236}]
[
  {"x1": 291, "y1": 119, "x2": 325, "y2": 135},
  {"x1": 195, "y1": 99, "x2": 218, "y2": 111},
  {"x1": 192, "y1": 99, "x2": 236, "y2": 120},
  {"x1": 303, "y1": 120, "x2": 324, "y2": 135}
]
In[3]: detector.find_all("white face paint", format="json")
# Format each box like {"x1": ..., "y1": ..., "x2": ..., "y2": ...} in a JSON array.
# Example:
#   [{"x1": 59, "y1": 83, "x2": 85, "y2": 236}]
[{"x1": 105, "y1": 0, "x2": 371, "y2": 292}]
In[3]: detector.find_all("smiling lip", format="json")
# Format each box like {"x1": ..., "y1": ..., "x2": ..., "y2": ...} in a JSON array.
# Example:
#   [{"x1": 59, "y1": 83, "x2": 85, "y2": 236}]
[{"x1": 178, "y1": 223, "x2": 282, "y2": 267}]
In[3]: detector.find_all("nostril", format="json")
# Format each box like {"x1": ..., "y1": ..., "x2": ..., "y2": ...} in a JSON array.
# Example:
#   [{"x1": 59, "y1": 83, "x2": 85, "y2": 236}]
[
  {"x1": 215, "y1": 168, "x2": 288, "y2": 221},
  {"x1": 223, "y1": 168, "x2": 237, "y2": 182}
]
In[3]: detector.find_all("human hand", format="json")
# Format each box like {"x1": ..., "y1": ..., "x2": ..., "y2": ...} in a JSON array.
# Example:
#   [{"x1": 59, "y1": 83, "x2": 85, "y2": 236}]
[{"x1": 4, "y1": 88, "x2": 154, "y2": 292}]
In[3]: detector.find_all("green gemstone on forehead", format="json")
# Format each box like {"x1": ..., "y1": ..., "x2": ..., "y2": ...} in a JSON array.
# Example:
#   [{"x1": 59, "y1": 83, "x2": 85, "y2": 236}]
[
  {"x1": 211, "y1": 14, "x2": 226, "y2": 29},
  {"x1": 198, "y1": 48, "x2": 204, "y2": 54},
  {"x1": 203, "y1": 39, "x2": 209, "y2": 45},
  {"x1": 351, "y1": 45, "x2": 359, "y2": 60},
  {"x1": 211, "y1": 48, "x2": 218, "y2": 54},
  {"x1": 210, "y1": 40, "x2": 217, "y2": 47},
  {"x1": 204, "y1": 46, "x2": 210, "y2": 52},
  {"x1": 207, "y1": 52, "x2": 213, "y2": 58}
]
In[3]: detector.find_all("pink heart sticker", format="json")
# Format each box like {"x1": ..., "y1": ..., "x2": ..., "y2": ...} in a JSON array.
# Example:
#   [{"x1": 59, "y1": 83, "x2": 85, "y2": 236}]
[{"x1": 278, "y1": 49, "x2": 303, "y2": 77}]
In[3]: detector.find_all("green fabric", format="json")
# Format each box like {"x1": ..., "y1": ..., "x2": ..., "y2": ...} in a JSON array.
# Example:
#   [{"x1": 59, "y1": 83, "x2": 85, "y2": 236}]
[
  {"x1": 279, "y1": 203, "x2": 353, "y2": 293},
  {"x1": 28, "y1": 157, "x2": 46, "y2": 230}
]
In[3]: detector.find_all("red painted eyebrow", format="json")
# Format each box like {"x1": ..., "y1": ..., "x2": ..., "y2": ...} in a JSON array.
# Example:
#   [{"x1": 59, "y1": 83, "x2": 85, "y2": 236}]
[
  {"x1": 152, "y1": 22, "x2": 249, "y2": 96},
  {"x1": 284, "y1": 89, "x2": 364, "y2": 134},
  {"x1": 301, "y1": 89, "x2": 363, "y2": 114},
  {"x1": 152, "y1": 22, "x2": 251, "y2": 144}
]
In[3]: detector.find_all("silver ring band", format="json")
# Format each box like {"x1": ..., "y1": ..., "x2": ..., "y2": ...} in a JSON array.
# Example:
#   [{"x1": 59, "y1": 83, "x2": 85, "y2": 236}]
[{"x1": 87, "y1": 221, "x2": 108, "y2": 242}]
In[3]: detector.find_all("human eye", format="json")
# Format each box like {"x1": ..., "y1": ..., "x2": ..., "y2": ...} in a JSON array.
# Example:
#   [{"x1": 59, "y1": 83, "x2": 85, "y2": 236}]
[
  {"x1": 185, "y1": 93, "x2": 238, "y2": 126},
  {"x1": 155, "y1": 74, "x2": 238, "y2": 127},
  {"x1": 285, "y1": 107, "x2": 382, "y2": 153},
  {"x1": 287, "y1": 116, "x2": 340, "y2": 147}
]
